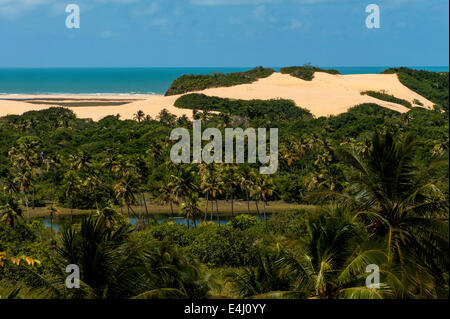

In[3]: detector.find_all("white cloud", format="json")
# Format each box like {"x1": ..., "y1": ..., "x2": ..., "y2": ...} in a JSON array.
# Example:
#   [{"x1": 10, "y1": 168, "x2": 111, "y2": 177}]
[
  {"x1": 0, "y1": 0, "x2": 141, "y2": 19},
  {"x1": 132, "y1": 2, "x2": 159, "y2": 16},
  {"x1": 0, "y1": 0, "x2": 52, "y2": 19}
]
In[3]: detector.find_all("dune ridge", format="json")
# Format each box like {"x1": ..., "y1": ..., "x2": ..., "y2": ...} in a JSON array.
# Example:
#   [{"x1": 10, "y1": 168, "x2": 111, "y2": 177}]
[{"x1": 0, "y1": 72, "x2": 434, "y2": 121}]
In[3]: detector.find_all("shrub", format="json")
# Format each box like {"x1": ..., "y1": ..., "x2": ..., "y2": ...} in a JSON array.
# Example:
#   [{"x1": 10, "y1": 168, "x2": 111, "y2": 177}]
[
  {"x1": 187, "y1": 224, "x2": 256, "y2": 267},
  {"x1": 146, "y1": 222, "x2": 195, "y2": 247},
  {"x1": 280, "y1": 65, "x2": 340, "y2": 81},
  {"x1": 228, "y1": 214, "x2": 258, "y2": 230},
  {"x1": 165, "y1": 67, "x2": 275, "y2": 96},
  {"x1": 382, "y1": 67, "x2": 449, "y2": 111},
  {"x1": 174, "y1": 94, "x2": 312, "y2": 121},
  {"x1": 361, "y1": 90, "x2": 412, "y2": 108}
]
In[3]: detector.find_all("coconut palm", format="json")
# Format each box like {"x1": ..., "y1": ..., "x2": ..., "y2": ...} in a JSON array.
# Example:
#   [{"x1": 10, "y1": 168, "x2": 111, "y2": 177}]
[
  {"x1": 133, "y1": 110, "x2": 145, "y2": 123},
  {"x1": 47, "y1": 206, "x2": 60, "y2": 232},
  {"x1": 200, "y1": 164, "x2": 223, "y2": 222},
  {"x1": 274, "y1": 212, "x2": 395, "y2": 299},
  {"x1": 222, "y1": 164, "x2": 239, "y2": 217},
  {"x1": 134, "y1": 155, "x2": 151, "y2": 218},
  {"x1": 226, "y1": 251, "x2": 291, "y2": 298},
  {"x1": 30, "y1": 215, "x2": 210, "y2": 299},
  {"x1": 156, "y1": 179, "x2": 178, "y2": 217},
  {"x1": 62, "y1": 170, "x2": 80, "y2": 224},
  {"x1": 333, "y1": 131, "x2": 449, "y2": 293},
  {"x1": 180, "y1": 193, "x2": 202, "y2": 228},
  {"x1": 14, "y1": 169, "x2": 33, "y2": 219},
  {"x1": 0, "y1": 200, "x2": 23, "y2": 228},
  {"x1": 69, "y1": 151, "x2": 92, "y2": 173},
  {"x1": 31, "y1": 215, "x2": 140, "y2": 299},
  {"x1": 252, "y1": 176, "x2": 275, "y2": 226},
  {"x1": 171, "y1": 165, "x2": 199, "y2": 204},
  {"x1": 239, "y1": 165, "x2": 257, "y2": 215},
  {"x1": 114, "y1": 174, "x2": 138, "y2": 218}
]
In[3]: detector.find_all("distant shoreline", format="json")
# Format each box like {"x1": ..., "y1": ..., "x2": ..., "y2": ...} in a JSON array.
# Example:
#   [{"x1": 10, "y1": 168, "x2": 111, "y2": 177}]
[
  {"x1": 0, "y1": 66, "x2": 448, "y2": 95},
  {"x1": 0, "y1": 72, "x2": 436, "y2": 120}
]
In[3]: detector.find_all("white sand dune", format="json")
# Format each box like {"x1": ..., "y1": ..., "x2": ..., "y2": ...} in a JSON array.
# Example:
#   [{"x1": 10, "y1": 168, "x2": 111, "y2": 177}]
[{"x1": 0, "y1": 72, "x2": 434, "y2": 121}]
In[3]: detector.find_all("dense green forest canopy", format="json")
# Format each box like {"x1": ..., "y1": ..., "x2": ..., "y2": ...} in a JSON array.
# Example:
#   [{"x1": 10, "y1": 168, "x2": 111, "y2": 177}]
[{"x1": 0, "y1": 67, "x2": 448, "y2": 299}]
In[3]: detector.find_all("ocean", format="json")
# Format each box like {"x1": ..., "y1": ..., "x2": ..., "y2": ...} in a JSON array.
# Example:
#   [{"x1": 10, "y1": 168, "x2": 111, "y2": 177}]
[{"x1": 0, "y1": 66, "x2": 448, "y2": 95}]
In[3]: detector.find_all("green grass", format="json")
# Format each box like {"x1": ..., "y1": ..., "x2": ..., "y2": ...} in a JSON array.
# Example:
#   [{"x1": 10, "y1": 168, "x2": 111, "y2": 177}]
[
  {"x1": 360, "y1": 90, "x2": 413, "y2": 108},
  {"x1": 25, "y1": 200, "x2": 315, "y2": 218}
]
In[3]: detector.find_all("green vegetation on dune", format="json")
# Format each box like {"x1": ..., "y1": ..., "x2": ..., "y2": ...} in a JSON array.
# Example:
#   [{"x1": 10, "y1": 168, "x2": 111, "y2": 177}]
[
  {"x1": 361, "y1": 90, "x2": 413, "y2": 108},
  {"x1": 280, "y1": 65, "x2": 340, "y2": 81},
  {"x1": 164, "y1": 66, "x2": 275, "y2": 96},
  {"x1": 174, "y1": 93, "x2": 313, "y2": 121},
  {"x1": 382, "y1": 67, "x2": 449, "y2": 111}
]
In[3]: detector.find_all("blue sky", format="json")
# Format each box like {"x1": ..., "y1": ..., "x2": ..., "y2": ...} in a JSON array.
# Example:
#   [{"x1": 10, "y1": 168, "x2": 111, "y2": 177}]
[{"x1": 0, "y1": 0, "x2": 448, "y2": 67}]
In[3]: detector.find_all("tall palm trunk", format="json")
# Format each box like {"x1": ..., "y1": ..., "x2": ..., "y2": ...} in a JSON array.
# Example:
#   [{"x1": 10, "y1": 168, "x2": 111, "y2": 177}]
[
  {"x1": 247, "y1": 190, "x2": 250, "y2": 214},
  {"x1": 231, "y1": 191, "x2": 234, "y2": 217},
  {"x1": 255, "y1": 199, "x2": 260, "y2": 217},
  {"x1": 204, "y1": 191, "x2": 209, "y2": 221},
  {"x1": 216, "y1": 199, "x2": 220, "y2": 226},
  {"x1": 170, "y1": 201, "x2": 174, "y2": 218},
  {"x1": 70, "y1": 201, "x2": 73, "y2": 225},
  {"x1": 142, "y1": 192, "x2": 149, "y2": 220},
  {"x1": 24, "y1": 193, "x2": 30, "y2": 220},
  {"x1": 142, "y1": 192, "x2": 149, "y2": 222},
  {"x1": 211, "y1": 199, "x2": 214, "y2": 221},
  {"x1": 263, "y1": 200, "x2": 267, "y2": 227},
  {"x1": 32, "y1": 188, "x2": 35, "y2": 210}
]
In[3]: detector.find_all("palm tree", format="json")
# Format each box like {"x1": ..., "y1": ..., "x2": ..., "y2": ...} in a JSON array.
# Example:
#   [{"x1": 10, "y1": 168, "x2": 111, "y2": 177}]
[
  {"x1": 134, "y1": 110, "x2": 145, "y2": 123},
  {"x1": 199, "y1": 164, "x2": 223, "y2": 222},
  {"x1": 114, "y1": 174, "x2": 138, "y2": 218},
  {"x1": 222, "y1": 164, "x2": 239, "y2": 217},
  {"x1": 239, "y1": 165, "x2": 256, "y2": 215},
  {"x1": 180, "y1": 193, "x2": 202, "y2": 228},
  {"x1": 39, "y1": 215, "x2": 138, "y2": 298},
  {"x1": 47, "y1": 206, "x2": 60, "y2": 232},
  {"x1": 101, "y1": 147, "x2": 120, "y2": 176},
  {"x1": 14, "y1": 169, "x2": 33, "y2": 219},
  {"x1": 252, "y1": 176, "x2": 275, "y2": 226},
  {"x1": 171, "y1": 165, "x2": 199, "y2": 208},
  {"x1": 44, "y1": 153, "x2": 62, "y2": 204},
  {"x1": 333, "y1": 131, "x2": 449, "y2": 293},
  {"x1": 0, "y1": 200, "x2": 23, "y2": 228},
  {"x1": 157, "y1": 180, "x2": 178, "y2": 217},
  {"x1": 69, "y1": 151, "x2": 92, "y2": 173},
  {"x1": 63, "y1": 170, "x2": 80, "y2": 224},
  {"x1": 31, "y1": 216, "x2": 210, "y2": 299},
  {"x1": 226, "y1": 252, "x2": 290, "y2": 298},
  {"x1": 275, "y1": 212, "x2": 395, "y2": 299},
  {"x1": 134, "y1": 155, "x2": 151, "y2": 218}
]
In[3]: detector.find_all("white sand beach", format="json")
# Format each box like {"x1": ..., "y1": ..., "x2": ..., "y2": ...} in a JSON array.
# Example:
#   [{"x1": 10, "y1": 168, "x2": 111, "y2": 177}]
[{"x1": 0, "y1": 72, "x2": 434, "y2": 120}]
